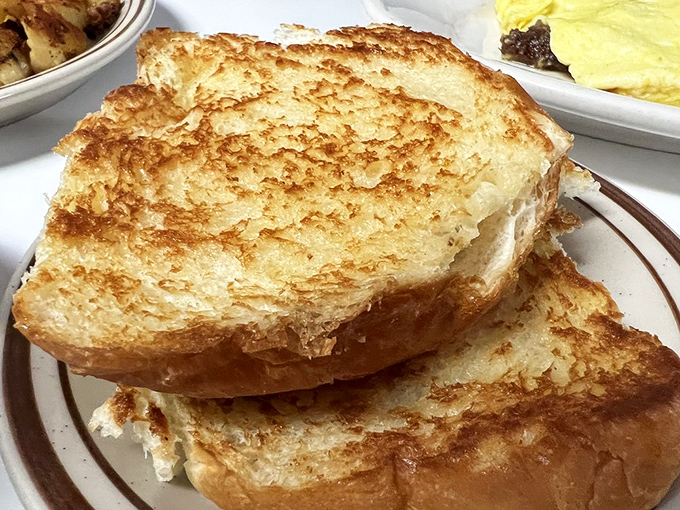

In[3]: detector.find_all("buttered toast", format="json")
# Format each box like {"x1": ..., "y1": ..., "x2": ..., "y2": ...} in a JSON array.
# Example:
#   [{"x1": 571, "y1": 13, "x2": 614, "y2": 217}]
[
  {"x1": 13, "y1": 25, "x2": 571, "y2": 397},
  {"x1": 91, "y1": 221, "x2": 680, "y2": 510}
]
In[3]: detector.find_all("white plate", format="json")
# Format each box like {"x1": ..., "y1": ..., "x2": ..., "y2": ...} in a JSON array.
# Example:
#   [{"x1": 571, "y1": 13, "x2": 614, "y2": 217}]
[
  {"x1": 1, "y1": 172, "x2": 679, "y2": 508},
  {"x1": 0, "y1": 0, "x2": 155, "y2": 127},
  {"x1": 363, "y1": 0, "x2": 680, "y2": 154}
]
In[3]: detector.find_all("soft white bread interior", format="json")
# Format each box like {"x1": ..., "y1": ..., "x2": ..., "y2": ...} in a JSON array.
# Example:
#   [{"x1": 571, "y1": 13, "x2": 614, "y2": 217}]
[
  {"x1": 91, "y1": 219, "x2": 680, "y2": 510},
  {"x1": 13, "y1": 25, "x2": 572, "y2": 397}
]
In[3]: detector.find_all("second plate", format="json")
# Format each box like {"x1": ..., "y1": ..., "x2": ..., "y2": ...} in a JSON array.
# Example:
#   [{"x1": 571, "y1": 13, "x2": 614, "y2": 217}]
[{"x1": 363, "y1": 0, "x2": 680, "y2": 154}]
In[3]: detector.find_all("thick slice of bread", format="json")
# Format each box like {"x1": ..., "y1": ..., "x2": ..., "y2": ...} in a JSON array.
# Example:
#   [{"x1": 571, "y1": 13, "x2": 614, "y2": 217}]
[
  {"x1": 13, "y1": 25, "x2": 572, "y2": 397},
  {"x1": 91, "y1": 221, "x2": 680, "y2": 510}
]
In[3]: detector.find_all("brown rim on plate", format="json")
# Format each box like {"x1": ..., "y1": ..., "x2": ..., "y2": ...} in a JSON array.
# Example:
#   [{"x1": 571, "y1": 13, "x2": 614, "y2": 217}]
[
  {"x1": 575, "y1": 197, "x2": 680, "y2": 329},
  {"x1": 595, "y1": 177, "x2": 680, "y2": 267},
  {"x1": 2, "y1": 325, "x2": 94, "y2": 510},
  {"x1": 1, "y1": 171, "x2": 680, "y2": 508},
  {"x1": 58, "y1": 362, "x2": 154, "y2": 510}
]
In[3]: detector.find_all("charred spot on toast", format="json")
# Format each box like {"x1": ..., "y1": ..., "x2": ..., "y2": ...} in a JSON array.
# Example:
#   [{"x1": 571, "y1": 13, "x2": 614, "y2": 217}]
[
  {"x1": 146, "y1": 403, "x2": 171, "y2": 440},
  {"x1": 107, "y1": 386, "x2": 139, "y2": 427}
]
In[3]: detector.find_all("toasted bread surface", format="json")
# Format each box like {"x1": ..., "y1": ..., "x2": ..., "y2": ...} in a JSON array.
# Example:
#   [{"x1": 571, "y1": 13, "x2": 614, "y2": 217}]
[
  {"x1": 13, "y1": 25, "x2": 572, "y2": 396},
  {"x1": 92, "y1": 226, "x2": 680, "y2": 510}
]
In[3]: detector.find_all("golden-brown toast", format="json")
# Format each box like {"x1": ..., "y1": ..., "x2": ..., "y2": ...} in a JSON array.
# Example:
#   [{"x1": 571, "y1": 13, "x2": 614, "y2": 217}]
[
  {"x1": 13, "y1": 25, "x2": 572, "y2": 397},
  {"x1": 92, "y1": 223, "x2": 680, "y2": 510}
]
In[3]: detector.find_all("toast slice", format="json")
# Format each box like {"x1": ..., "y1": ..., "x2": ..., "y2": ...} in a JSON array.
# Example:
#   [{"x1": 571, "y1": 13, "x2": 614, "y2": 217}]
[
  {"x1": 13, "y1": 25, "x2": 572, "y2": 397},
  {"x1": 91, "y1": 217, "x2": 680, "y2": 510}
]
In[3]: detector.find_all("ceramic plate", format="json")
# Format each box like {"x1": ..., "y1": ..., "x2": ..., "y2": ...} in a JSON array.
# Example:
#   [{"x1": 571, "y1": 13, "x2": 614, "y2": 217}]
[
  {"x1": 1, "y1": 172, "x2": 679, "y2": 509},
  {"x1": 0, "y1": 0, "x2": 155, "y2": 127},
  {"x1": 363, "y1": 0, "x2": 680, "y2": 154}
]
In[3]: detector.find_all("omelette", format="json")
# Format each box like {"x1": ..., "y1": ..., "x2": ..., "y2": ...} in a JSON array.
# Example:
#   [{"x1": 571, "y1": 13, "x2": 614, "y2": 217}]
[{"x1": 496, "y1": 0, "x2": 680, "y2": 107}]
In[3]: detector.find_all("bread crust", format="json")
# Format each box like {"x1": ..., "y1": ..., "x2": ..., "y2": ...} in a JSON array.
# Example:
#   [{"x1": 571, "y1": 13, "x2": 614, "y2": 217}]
[
  {"x1": 185, "y1": 344, "x2": 680, "y2": 510},
  {"x1": 190, "y1": 373, "x2": 680, "y2": 510}
]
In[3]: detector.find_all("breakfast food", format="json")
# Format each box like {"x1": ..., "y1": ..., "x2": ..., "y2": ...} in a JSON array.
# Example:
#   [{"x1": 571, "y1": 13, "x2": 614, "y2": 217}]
[
  {"x1": 0, "y1": 24, "x2": 28, "y2": 84},
  {"x1": 0, "y1": 0, "x2": 122, "y2": 86},
  {"x1": 91, "y1": 221, "x2": 680, "y2": 510},
  {"x1": 496, "y1": 0, "x2": 680, "y2": 107},
  {"x1": 499, "y1": 20, "x2": 567, "y2": 73},
  {"x1": 12, "y1": 25, "x2": 573, "y2": 397}
]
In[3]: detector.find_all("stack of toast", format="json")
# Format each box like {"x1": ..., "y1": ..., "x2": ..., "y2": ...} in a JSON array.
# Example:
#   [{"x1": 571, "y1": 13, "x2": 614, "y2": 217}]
[{"x1": 12, "y1": 24, "x2": 680, "y2": 509}]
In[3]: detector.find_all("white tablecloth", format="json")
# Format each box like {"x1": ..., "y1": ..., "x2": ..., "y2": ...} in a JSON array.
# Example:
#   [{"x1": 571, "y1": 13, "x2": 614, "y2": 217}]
[{"x1": 1, "y1": 1, "x2": 678, "y2": 507}]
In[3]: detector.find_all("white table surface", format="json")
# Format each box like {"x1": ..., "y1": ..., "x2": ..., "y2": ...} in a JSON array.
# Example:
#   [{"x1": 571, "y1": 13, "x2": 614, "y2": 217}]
[{"x1": 0, "y1": 1, "x2": 678, "y2": 508}]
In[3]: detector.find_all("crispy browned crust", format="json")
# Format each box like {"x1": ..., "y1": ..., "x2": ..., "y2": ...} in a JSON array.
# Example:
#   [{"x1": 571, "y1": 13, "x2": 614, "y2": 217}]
[{"x1": 187, "y1": 447, "x2": 406, "y2": 509}]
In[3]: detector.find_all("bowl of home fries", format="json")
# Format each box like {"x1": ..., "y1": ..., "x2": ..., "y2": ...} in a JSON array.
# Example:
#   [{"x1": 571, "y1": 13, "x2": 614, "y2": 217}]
[{"x1": 0, "y1": 0, "x2": 155, "y2": 126}]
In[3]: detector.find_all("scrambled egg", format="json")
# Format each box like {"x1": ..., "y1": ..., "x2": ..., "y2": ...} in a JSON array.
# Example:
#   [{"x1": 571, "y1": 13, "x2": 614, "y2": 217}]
[{"x1": 496, "y1": 0, "x2": 680, "y2": 107}]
